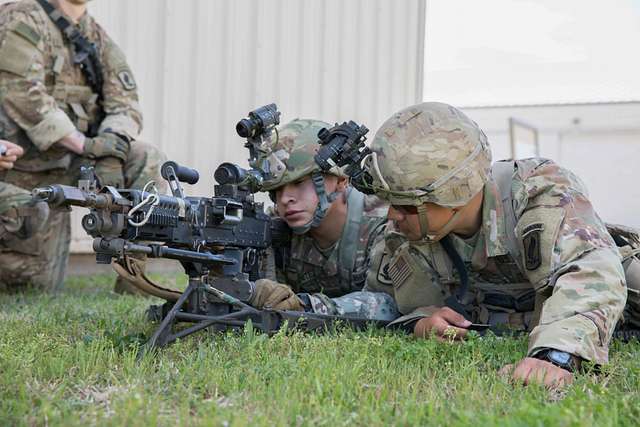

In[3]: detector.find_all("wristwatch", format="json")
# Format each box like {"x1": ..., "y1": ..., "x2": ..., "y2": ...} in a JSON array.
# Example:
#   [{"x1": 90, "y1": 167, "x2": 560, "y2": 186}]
[{"x1": 534, "y1": 348, "x2": 582, "y2": 372}]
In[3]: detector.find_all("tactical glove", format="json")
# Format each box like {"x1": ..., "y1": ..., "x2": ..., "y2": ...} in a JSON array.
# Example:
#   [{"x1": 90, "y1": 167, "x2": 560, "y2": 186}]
[
  {"x1": 94, "y1": 156, "x2": 125, "y2": 188},
  {"x1": 249, "y1": 279, "x2": 305, "y2": 311},
  {"x1": 83, "y1": 132, "x2": 130, "y2": 162}
]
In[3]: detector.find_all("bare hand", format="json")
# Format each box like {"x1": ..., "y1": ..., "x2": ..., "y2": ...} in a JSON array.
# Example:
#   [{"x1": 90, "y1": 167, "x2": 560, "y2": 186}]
[
  {"x1": 413, "y1": 306, "x2": 471, "y2": 340},
  {"x1": 499, "y1": 357, "x2": 573, "y2": 388},
  {"x1": 0, "y1": 140, "x2": 24, "y2": 170}
]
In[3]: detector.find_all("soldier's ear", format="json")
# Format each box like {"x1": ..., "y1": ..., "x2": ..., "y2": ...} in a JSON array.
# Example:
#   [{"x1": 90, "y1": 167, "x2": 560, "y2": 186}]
[{"x1": 336, "y1": 176, "x2": 348, "y2": 191}]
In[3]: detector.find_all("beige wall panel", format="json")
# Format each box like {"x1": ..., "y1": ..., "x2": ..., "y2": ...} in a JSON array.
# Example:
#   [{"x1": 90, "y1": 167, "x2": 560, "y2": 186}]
[
  {"x1": 53, "y1": 0, "x2": 425, "y2": 251},
  {"x1": 463, "y1": 103, "x2": 640, "y2": 228}
]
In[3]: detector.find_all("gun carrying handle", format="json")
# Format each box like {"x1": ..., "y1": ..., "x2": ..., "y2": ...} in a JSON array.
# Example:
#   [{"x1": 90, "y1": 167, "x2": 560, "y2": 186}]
[{"x1": 161, "y1": 161, "x2": 199, "y2": 185}]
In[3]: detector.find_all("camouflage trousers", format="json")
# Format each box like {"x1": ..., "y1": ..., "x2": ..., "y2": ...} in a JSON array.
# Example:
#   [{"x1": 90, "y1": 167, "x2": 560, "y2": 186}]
[
  {"x1": 307, "y1": 291, "x2": 400, "y2": 321},
  {"x1": 0, "y1": 141, "x2": 165, "y2": 292}
]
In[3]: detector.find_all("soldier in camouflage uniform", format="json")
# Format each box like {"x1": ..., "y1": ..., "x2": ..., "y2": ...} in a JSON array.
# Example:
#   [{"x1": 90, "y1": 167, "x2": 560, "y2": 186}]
[
  {"x1": 341, "y1": 101, "x2": 629, "y2": 387},
  {"x1": 247, "y1": 118, "x2": 398, "y2": 321},
  {"x1": 0, "y1": 0, "x2": 165, "y2": 292}
]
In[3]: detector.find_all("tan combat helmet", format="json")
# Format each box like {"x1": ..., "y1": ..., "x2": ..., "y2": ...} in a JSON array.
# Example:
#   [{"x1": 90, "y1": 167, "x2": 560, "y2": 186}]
[
  {"x1": 261, "y1": 119, "x2": 344, "y2": 191},
  {"x1": 363, "y1": 102, "x2": 492, "y2": 240},
  {"x1": 262, "y1": 119, "x2": 345, "y2": 234}
]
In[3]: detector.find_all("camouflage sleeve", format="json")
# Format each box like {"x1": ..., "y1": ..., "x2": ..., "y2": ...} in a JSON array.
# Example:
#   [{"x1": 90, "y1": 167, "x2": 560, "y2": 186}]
[
  {"x1": 0, "y1": 13, "x2": 74, "y2": 149},
  {"x1": 95, "y1": 26, "x2": 143, "y2": 139},
  {"x1": 513, "y1": 160, "x2": 627, "y2": 364}
]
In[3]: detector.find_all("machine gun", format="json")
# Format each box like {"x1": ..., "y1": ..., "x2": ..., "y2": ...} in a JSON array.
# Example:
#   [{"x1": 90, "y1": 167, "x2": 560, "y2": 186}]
[{"x1": 33, "y1": 104, "x2": 387, "y2": 353}]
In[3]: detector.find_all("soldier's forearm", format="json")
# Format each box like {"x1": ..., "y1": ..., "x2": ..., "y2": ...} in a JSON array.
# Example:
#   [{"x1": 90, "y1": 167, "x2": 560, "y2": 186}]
[
  {"x1": 56, "y1": 130, "x2": 86, "y2": 154},
  {"x1": 23, "y1": 108, "x2": 76, "y2": 151},
  {"x1": 528, "y1": 248, "x2": 627, "y2": 364},
  {"x1": 98, "y1": 112, "x2": 142, "y2": 141}
]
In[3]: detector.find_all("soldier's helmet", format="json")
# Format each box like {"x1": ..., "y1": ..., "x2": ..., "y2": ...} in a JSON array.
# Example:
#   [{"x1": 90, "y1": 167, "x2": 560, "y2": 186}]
[
  {"x1": 364, "y1": 102, "x2": 492, "y2": 208},
  {"x1": 261, "y1": 119, "x2": 345, "y2": 192}
]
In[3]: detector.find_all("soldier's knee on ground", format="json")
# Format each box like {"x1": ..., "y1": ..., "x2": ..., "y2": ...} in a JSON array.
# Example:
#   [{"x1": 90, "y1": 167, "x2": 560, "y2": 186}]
[
  {"x1": 124, "y1": 141, "x2": 167, "y2": 191},
  {"x1": 0, "y1": 187, "x2": 50, "y2": 241},
  {"x1": 0, "y1": 209, "x2": 69, "y2": 292}
]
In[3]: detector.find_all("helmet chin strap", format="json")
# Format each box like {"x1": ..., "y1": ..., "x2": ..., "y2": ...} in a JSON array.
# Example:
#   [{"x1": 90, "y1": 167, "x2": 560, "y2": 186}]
[
  {"x1": 413, "y1": 204, "x2": 466, "y2": 243},
  {"x1": 290, "y1": 172, "x2": 342, "y2": 235}
]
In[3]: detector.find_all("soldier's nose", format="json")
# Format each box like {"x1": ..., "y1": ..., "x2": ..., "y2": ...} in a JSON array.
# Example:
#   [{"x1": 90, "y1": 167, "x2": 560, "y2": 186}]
[{"x1": 387, "y1": 206, "x2": 405, "y2": 221}]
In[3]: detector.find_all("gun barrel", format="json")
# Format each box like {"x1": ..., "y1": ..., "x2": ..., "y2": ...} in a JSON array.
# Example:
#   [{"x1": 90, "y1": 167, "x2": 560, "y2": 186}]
[
  {"x1": 93, "y1": 237, "x2": 237, "y2": 266},
  {"x1": 0, "y1": 143, "x2": 6, "y2": 156},
  {"x1": 32, "y1": 184, "x2": 109, "y2": 208}
]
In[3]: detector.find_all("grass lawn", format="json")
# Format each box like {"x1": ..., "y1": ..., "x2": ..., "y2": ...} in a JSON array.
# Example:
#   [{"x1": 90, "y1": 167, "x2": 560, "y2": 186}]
[{"x1": 1, "y1": 273, "x2": 639, "y2": 426}]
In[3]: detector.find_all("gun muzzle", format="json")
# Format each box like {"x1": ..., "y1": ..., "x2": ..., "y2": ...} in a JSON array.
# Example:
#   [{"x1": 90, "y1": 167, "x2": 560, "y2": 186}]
[
  {"x1": 32, "y1": 184, "x2": 109, "y2": 208},
  {"x1": 32, "y1": 186, "x2": 56, "y2": 202},
  {"x1": 0, "y1": 144, "x2": 6, "y2": 156}
]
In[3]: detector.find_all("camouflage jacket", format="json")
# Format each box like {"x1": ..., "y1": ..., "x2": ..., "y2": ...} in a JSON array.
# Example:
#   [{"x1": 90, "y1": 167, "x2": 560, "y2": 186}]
[
  {"x1": 276, "y1": 188, "x2": 388, "y2": 297},
  {"x1": 0, "y1": 0, "x2": 142, "y2": 171},
  {"x1": 366, "y1": 158, "x2": 627, "y2": 364}
]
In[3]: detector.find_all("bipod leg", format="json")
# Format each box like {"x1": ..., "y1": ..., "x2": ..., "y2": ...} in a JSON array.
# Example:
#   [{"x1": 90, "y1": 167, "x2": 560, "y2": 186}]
[{"x1": 138, "y1": 281, "x2": 197, "y2": 359}]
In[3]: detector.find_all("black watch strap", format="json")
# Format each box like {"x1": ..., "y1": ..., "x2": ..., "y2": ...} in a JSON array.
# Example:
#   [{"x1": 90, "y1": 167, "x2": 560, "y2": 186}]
[{"x1": 534, "y1": 348, "x2": 581, "y2": 372}]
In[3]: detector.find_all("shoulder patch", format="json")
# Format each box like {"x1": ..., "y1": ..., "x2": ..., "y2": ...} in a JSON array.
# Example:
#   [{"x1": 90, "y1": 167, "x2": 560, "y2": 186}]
[
  {"x1": 376, "y1": 252, "x2": 393, "y2": 286},
  {"x1": 117, "y1": 69, "x2": 136, "y2": 91},
  {"x1": 516, "y1": 206, "x2": 565, "y2": 285},
  {"x1": 522, "y1": 223, "x2": 544, "y2": 270},
  {"x1": 13, "y1": 21, "x2": 41, "y2": 46}
]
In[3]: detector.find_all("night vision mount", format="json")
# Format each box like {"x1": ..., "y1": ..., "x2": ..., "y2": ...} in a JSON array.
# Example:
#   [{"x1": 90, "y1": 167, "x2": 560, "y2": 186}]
[
  {"x1": 314, "y1": 120, "x2": 375, "y2": 194},
  {"x1": 214, "y1": 103, "x2": 281, "y2": 193}
]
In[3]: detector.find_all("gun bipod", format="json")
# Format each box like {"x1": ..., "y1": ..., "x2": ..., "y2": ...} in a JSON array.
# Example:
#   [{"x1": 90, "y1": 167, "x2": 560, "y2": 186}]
[{"x1": 137, "y1": 277, "x2": 392, "y2": 359}]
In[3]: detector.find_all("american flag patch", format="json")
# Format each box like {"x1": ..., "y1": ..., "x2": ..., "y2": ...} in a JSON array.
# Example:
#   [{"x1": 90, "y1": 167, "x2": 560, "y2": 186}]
[{"x1": 388, "y1": 253, "x2": 413, "y2": 287}]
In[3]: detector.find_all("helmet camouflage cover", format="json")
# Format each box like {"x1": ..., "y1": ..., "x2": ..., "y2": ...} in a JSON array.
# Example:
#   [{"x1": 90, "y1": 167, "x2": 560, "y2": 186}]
[
  {"x1": 261, "y1": 119, "x2": 345, "y2": 191},
  {"x1": 365, "y1": 102, "x2": 492, "y2": 208}
]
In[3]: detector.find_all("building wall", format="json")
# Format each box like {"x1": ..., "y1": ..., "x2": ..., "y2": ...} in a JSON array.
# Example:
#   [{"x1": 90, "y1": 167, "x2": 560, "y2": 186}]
[
  {"x1": 54, "y1": 0, "x2": 426, "y2": 251},
  {"x1": 462, "y1": 102, "x2": 640, "y2": 228}
]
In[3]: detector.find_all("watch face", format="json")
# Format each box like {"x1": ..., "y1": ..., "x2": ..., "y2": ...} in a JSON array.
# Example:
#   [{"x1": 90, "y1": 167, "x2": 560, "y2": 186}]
[{"x1": 548, "y1": 350, "x2": 571, "y2": 366}]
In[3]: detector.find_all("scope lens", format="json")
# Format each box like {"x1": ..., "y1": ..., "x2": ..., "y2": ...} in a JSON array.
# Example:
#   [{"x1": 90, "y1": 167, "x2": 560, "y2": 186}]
[
  {"x1": 214, "y1": 168, "x2": 233, "y2": 184},
  {"x1": 214, "y1": 163, "x2": 246, "y2": 185},
  {"x1": 236, "y1": 118, "x2": 255, "y2": 138}
]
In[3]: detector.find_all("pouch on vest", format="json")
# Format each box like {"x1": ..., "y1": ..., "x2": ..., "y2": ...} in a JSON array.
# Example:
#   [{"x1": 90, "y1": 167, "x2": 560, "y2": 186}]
[
  {"x1": 0, "y1": 22, "x2": 42, "y2": 77},
  {"x1": 470, "y1": 280, "x2": 537, "y2": 329},
  {"x1": 388, "y1": 242, "x2": 447, "y2": 314}
]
